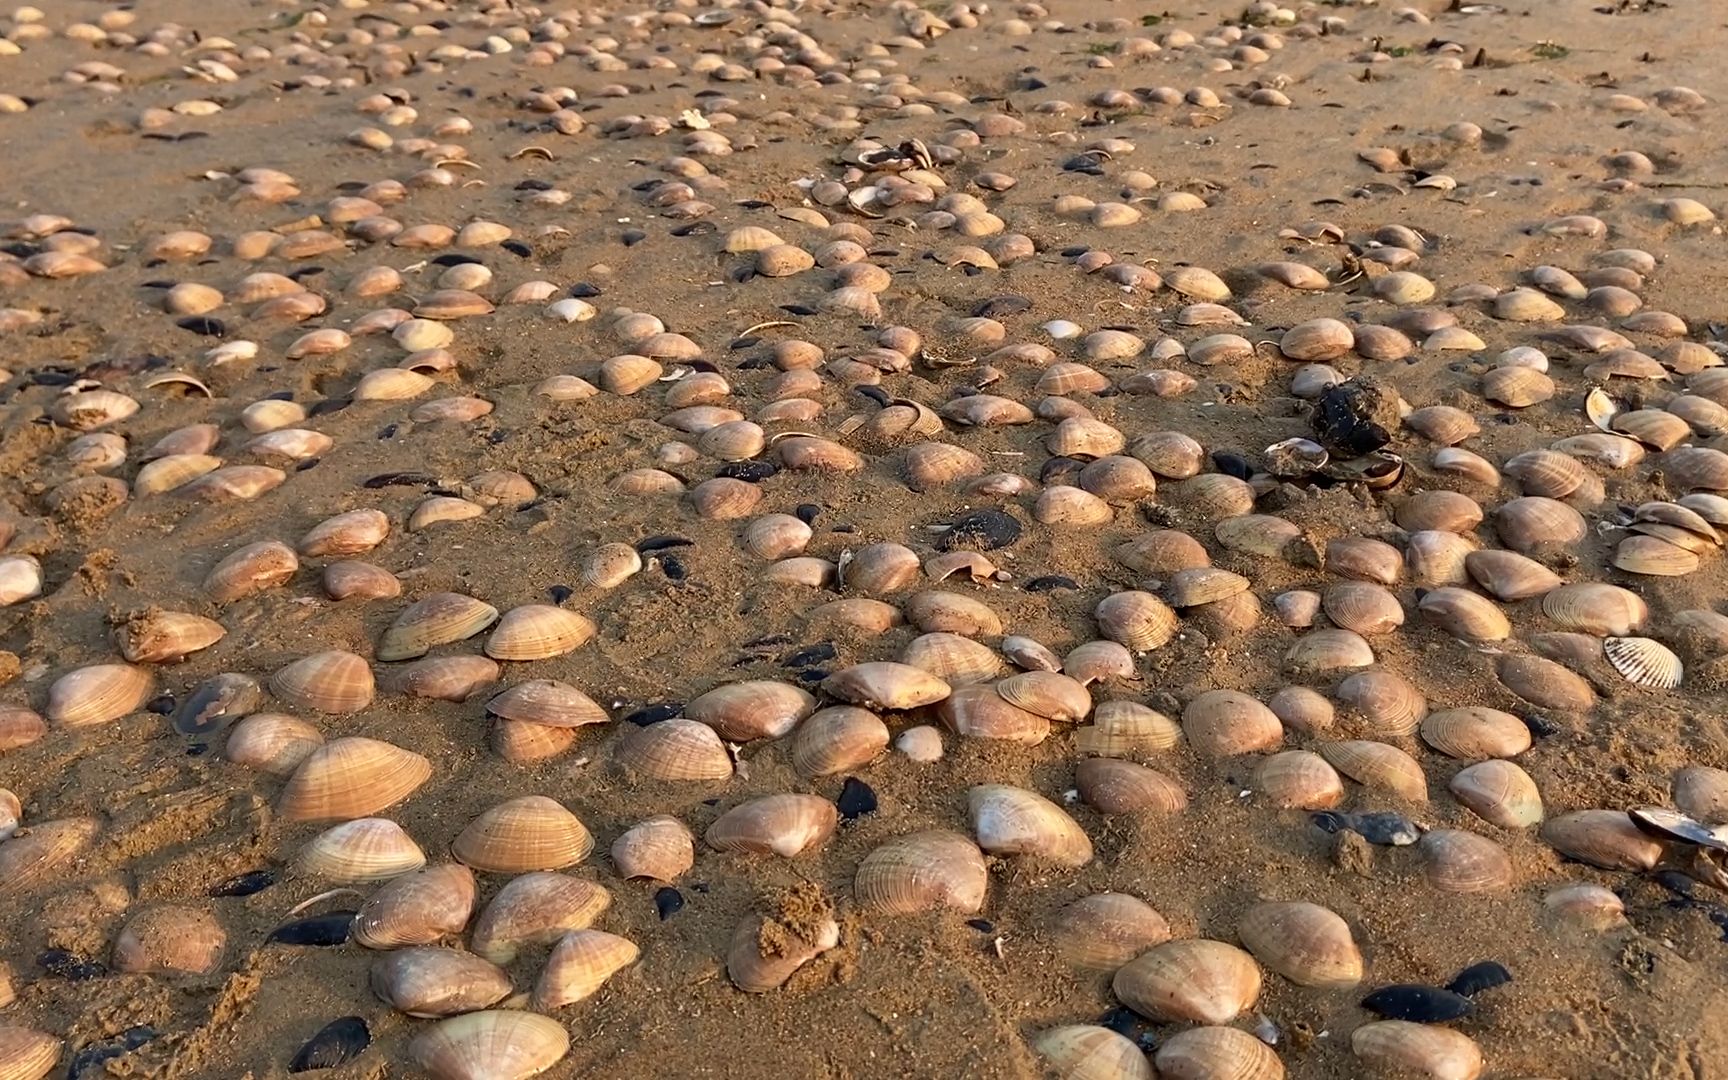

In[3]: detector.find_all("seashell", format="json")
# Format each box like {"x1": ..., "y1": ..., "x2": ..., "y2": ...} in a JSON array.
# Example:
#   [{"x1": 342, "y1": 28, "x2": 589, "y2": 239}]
[
  {"x1": 270, "y1": 650, "x2": 374, "y2": 714},
  {"x1": 809, "y1": 598, "x2": 900, "y2": 632},
  {"x1": 393, "y1": 656, "x2": 500, "y2": 702},
  {"x1": 1280, "y1": 318, "x2": 1354, "y2": 361},
  {"x1": 225, "y1": 712, "x2": 323, "y2": 775},
  {"x1": 1177, "y1": 473, "x2": 1256, "y2": 518},
  {"x1": 1153, "y1": 1027, "x2": 1284, "y2": 1080},
  {"x1": 277, "y1": 736, "x2": 430, "y2": 822},
  {"x1": 1421, "y1": 708, "x2": 1532, "y2": 761},
  {"x1": 408, "y1": 1011, "x2": 569, "y2": 1080},
  {"x1": 1074, "y1": 701, "x2": 1183, "y2": 757},
  {"x1": 533, "y1": 929, "x2": 639, "y2": 1010},
  {"x1": 1395, "y1": 490, "x2": 1483, "y2": 534},
  {"x1": 1095, "y1": 591, "x2": 1179, "y2": 652},
  {"x1": 1494, "y1": 287, "x2": 1565, "y2": 322},
  {"x1": 1542, "y1": 809, "x2": 1664, "y2": 871},
  {"x1": 1325, "y1": 538, "x2": 1402, "y2": 585},
  {"x1": 1001, "y1": 636, "x2": 1062, "y2": 674},
  {"x1": 822, "y1": 662, "x2": 950, "y2": 710},
  {"x1": 1317, "y1": 739, "x2": 1425, "y2": 802},
  {"x1": 905, "y1": 591, "x2": 1003, "y2": 638},
  {"x1": 1495, "y1": 497, "x2": 1587, "y2": 552},
  {"x1": 776, "y1": 436, "x2": 863, "y2": 473},
  {"x1": 1063, "y1": 641, "x2": 1136, "y2": 686},
  {"x1": 204, "y1": 540, "x2": 298, "y2": 603},
  {"x1": 902, "y1": 633, "x2": 1002, "y2": 685},
  {"x1": 1430, "y1": 447, "x2": 1500, "y2": 488},
  {"x1": 135, "y1": 454, "x2": 222, "y2": 496},
  {"x1": 1353, "y1": 323, "x2": 1415, "y2": 362},
  {"x1": 1182, "y1": 690, "x2": 1283, "y2": 757},
  {"x1": 1164, "y1": 266, "x2": 1231, "y2": 302},
  {"x1": 1496, "y1": 654, "x2": 1596, "y2": 712},
  {"x1": 298, "y1": 818, "x2": 426, "y2": 882},
  {"x1": 1214, "y1": 516, "x2": 1301, "y2": 562},
  {"x1": 901, "y1": 443, "x2": 984, "y2": 492},
  {"x1": 1, "y1": 707, "x2": 44, "y2": 753},
  {"x1": 250, "y1": 428, "x2": 345, "y2": 461},
  {"x1": 1048, "y1": 894, "x2": 1171, "y2": 972},
  {"x1": 470, "y1": 873, "x2": 612, "y2": 965},
  {"x1": 299, "y1": 509, "x2": 390, "y2": 558},
  {"x1": 410, "y1": 496, "x2": 488, "y2": 531},
  {"x1": 1036, "y1": 485, "x2": 1114, "y2": 525},
  {"x1": 112, "y1": 906, "x2": 225, "y2": 975},
  {"x1": 1482, "y1": 366, "x2": 1555, "y2": 407},
  {"x1": 583, "y1": 543, "x2": 643, "y2": 588},
  {"x1": 855, "y1": 830, "x2": 988, "y2": 915},
  {"x1": 484, "y1": 605, "x2": 595, "y2": 662},
  {"x1": 354, "y1": 863, "x2": 477, "y2": 949},
  {"x1": 613, "y1": 719, "x2": 733, "y2": 781},
  {"x1": 611, "y1": 816, "x2": 695, "y2": 881},
  {"x1": 1322, "y1": 582, "x2": 1404, "y2": 636},
  {"x1": 354, "y1": 368, "x2": 435, "y2": 402},
  {"x1": 1112, "y1": 939, "x2": 1261, "y2": 1025},
  {"x1": 741, "y1": 515, "x2": 812, "y2": 561},
  {"x1": 1048, "y1": 417, "x2": 1126, "y2": 460},
  {"x1": 1117, "y1": 530, "x2": 1211, "y2": 573},
  {"x1": 0, "y1": 817, "x2": 99, "y2": 896},
  {"x1": 1033, "y1": 1026, "x2": 1155, "y2": 1080},
  {"x1": 324, "y1": 561, "x2": 402, "y2": 601},
  {"x1": 996, "y1": 671, "x2": 1091, "y2": 722},
  {"x1": 706, "y1": 794, "x2": 838, "y2": 857},
  {"x1": 1334, "y1": 669, "x2": 1426, "y2": 737},
  {"x1": 1613, "y1": 535, "x2": 1700, "y2": 576},
  {"x1": 1075, "y1": 758, "x2": 1186, "y2": 815},
  {"x1": 1449, "y1": 760, "x2": 1544, "y2": 828},
  {"x1": 968, "y1": 784, "x2": 1093, "y2": 866},
  {"x1": 454, "y1": 796, "x2": 593, "y2": 873},
  {"x1": 1404, "y1": 405, "x2": 1480, "y2": 446},
  {"x1": 791, "y1": 707, "x2": 889, "y2": 778},
  {"x1": 1464, "y1": 549, "x2": 1563, "y2": 601},
  {"x1": 1283, "y1": 628, "x2": 1376, "y2": 674},
  {"x1": 378, "y1": 594, "x2": 500, "y2": 661},
  {"x1": 45, "y1": 663, "x2": 153, "y2": 727},
  {"x1": 1130, "y1": 431, "x2": 1206, "y2": 478},
  {"x1": 841, "y1": 542, "x2": 922, "y2": 595},
  {"x1": 372, "y1": 947, "x2": 511, "y2": 1018},
  {"x1": 1167, "y1": 568, "x2": 1250, "y2": 609},
  {"x1": 727, "y1": 909, "x2": 840, "y2": 993},
  {"x1": 1253, "y1": 751, "x2": 1344, "y2": 809},
  {"x1": 1352, "y1": 1022, "x2": 1482, "y2": 1080},
  {"x1": 934, "y1": 685, "x2": 1044, "y2": 747},
  {"x1": 1237, "y1": 902, "x2": 1362, "y2": 989},
  {"x1": 0, "y1": 1027, "x2": 60, "y2": 1080},
  {"x1": 64, "y1": 433, "x2": 127, "y2": 473},
  {"x1": 1418, "y1": 829, "x2": 1513, "y2": 893},
  {"x1": 1603, "y1": 636, "x2": 1682, "y2": 689},
  {"x1": 1268, "y1": 686, "x2": 1335, "y2": 734},
  {"x1": 51, "y1": 389, "x2": 138, "y2": 431}
]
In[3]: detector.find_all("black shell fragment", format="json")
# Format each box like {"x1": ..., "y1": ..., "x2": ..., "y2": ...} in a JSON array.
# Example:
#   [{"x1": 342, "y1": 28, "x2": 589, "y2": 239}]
[
  {"x1": 210, "y1": 869, "x2": 276, "y2": 897},
  {"x1": 68, "y1": 1025, "x2": 157, "y2": 1080},
  {"x1": 623, "y1": 702, "x2": 682, "y2": 726},
  {"x1": 938, "y1": 509, "x2": 1022, "y2": 551},
  {"x1": 717, "y1": 460, "x2": 778, "y2": 482},
  {"x1": 635, "y1": 535, "x2": 694, "y2": 553},
  {"x1": 1446, "y1": 960, "x2": 1512, "y2": 998},
  {"x1": 794, "y1": 503, "x2": 821, "y2": 525},
  {"x1": 289, "y1": 1017, "x2": 370, "y2": 1073},
  {"x1": 1040, "y1": 456, "x2": 1086, "y2": 486},
  {"x1": 1311, "y1": 810, "x2": 1420, "y2": 846},
  {"x1": 1360, "y1": 984, "x2": 1473, "y2": 1023},
  {"x1": 146, "y1": 693, "x2": 176, "y2": 716},
  {"x1": 654, "y1": 886, "x2": 685, "y2": 920},
  {"x1": 836, "y1": 777, "x2": 877, "y2": 821},
  {"x1": 268, "y1": 912, "x2": 356, "y2": 947},
  {"x1": 783, "y1": 642, "x2": 837, "y2": 668},
  {"x1": 1212, "y1": 451, "x2": 1254, "y2": 480},
  {"x1": 1312, "y1": 376, "x2": 1401, "y2": 456},
  {"x1": 655, "y1": 554, "x2": 688, "y2": 581},
  {"x1": 1024, "y1": 575, "x2": 1080, "y2": 593},
  {"x1": 37, "y1": 948, "x2": 105, "y2": 981},
  {"x1": 362, "y1": 471, "x2": 437, "y2": 489},
  {"x1": 173, "y1": 673, "x2": 261, "y2": 737},
  {"x1": 174, "y1": 316, "x2": 226, "y2": 337}
]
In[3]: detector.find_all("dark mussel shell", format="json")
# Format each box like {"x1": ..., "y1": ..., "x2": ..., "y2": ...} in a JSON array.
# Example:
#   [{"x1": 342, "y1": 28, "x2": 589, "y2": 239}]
[
  {"x1": 68, "y1": 1025, "x2": 158, "y2": 1080},
  {"x1": 210, "y1": 869, "x2": 276, "y2": 897},
  {"x1": 289, "y1": 1017, "x2": 370, "y2": 1073},
  {"x1": 783, "y1": 642, "x2": 837, "y2": 668},
  {"x1": 635, "y1": 535, "x2": 694, "y2": 553},
  {"x1": 938, "y1": 509, "x2": 1023, "y2": 551},
  {"x1": 38, "y1": 948, "x2": 105, "y2": 980},
  {"x1": 173, "y1": 673, "x2": 262, "y2": 737},
  {"x1": 623, "y1": 702, "x2": 682, "y2": 726},
  {"x1": 1630, "y1": 808, "x2": 1728, "y2": 852},
  {"x1": 1312, "y1": 375, "x2": 1400, "y2": 456},
  {"x1": 268, "y1": 912, "x2": 357, "y2": 947},
  {"x1": 1311, "y1": 810, "x2": 1421, "y2": 846},
  {"x1": 1360, "y1": 984, "x2": 1474, "y2": 1023},
  {"x1": 1446, "y1": 960, "x2": 1513, "y2": 998},
  {"x1": 837, "y1": 777, "x2": 877, "y2": 821},
  {"x1": 654, "y1": 886, "x2": 685, "y2": 920}
]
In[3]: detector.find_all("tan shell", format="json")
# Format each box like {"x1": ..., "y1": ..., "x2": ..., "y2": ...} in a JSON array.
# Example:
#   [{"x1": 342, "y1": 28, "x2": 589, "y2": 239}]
[
  {"x1": 706, "y1": 794, "x2": 838, "y2": 857},
  {"x1": 1334, "y1": 669, "x2": 1427, "y2": 738},
  {"x1": 1096, "y1": 591, "x2": 1179, "y2": 652},
  {"x1": 0, "y1": 1026, "x2": 61, "y2": 1080},
  {"x1": 840, "y1": 542, "x2": 922, "y2": 594},
  {"x1": 1417, "y1": 588, "x2": 1510, "y2": 641},
  {"x1": 741, "y1": 514, "x2": 812, "y2": 560},
  {"x1": 1320, "y1": 740, "x2": 1427, "y2": 801},
  {"x1": 112, "y1": 905, "x2": 225, "y2": 976},
  {"x1": 1322, "y1": 582, "x2": 1404, "y2": 636},
  {"x1": 1613, "y1": 535, "x2": 1700, "y2": 576},
  {"x1": 1418, "y1": 829, "x2": 1514, "y2": 893},
  {"x1": 408, "y1": 1011, "x2": 569, "y2": 1080},
  {"x1": 1284, "y1": 628, "x2": 1377, "y2": 674},
  {"x1": 1540, "y1": 809, "x2": 1664, "y2": 870},
  {"x1": 224, "y1": 712, "x2": 323, "y2": 775},
  {"x1": 354, "y1": 863, "x2": 477, "y2": 948},
  {"x1": 1048, "y1": 894, "x2": 1172, "y2": 972},
  {"x1": 1117, "y1": 530, "x2": 1211, "y2": 573},
  {"x1": 613, "y1": 719, "x2": 733, "y2": 781},
  {"x1": 1075, "y1": 759, "x2": 1187, "y2": 815},
  {"x1": 727, "y1": 910, "x2": 840, "y2": 993},
  {"x1": 470, "y1": 873, "x2": 612, "y2": 965},
  {"x1": 454, "y1": 795, "x2": 593, "y2": 873},
  {"x1": 483, "y1": 605, "x2": 596, "y2": 662},
  {"x1": 904, "y1": 591, "x2": 1003, "y2": 638},
  {"x1": 299, "y1": 509, "x2": 390, "y2": 558},
  {"x1": 324, "y1": 561, "x2": 402, "y2": 601},
  {"x1": 1177, "y1": 473, "x2": 1256, "y2": 518},
  {"x1": 297, "y1": 818, "x2": 427, "y2": 882},
  {"x1": 854, "y1": 830, "x2": 988, "y2": 915},
  {"x1": 1060, "y1": 642, "x2": 1134, "y2": 687},
  {"x1": 1253, "y1": 751, "x2": 1345, "y2": 809},
  {"x1": 485, "y1": 681, "x2": 608, "y2": 729},
  {"x1": 1420, "y1": 708, "x2": 1532, "y2": 760},
  {"x1": 115, "y1": 610, "x2": 225, "y2": 663},
  {"x1": 1352, "y1": 1022, "x2": 1482, "y2": 1080},
  {"x1": 937, "y1": 685, "x2": 1050, "y2": 744},
  {"x1": 902, "y1": 633, "x2": 1002, "y2": 685},
  {"x1": 372, "y1": 947, "x2": 511, "y2": 1018},
  {"x1": 822, "y1": 662, "x2": 950, "y2": 710},
  {"x1": 1280, "y1": 318, "x2": 1354, "y2": 361},
  {"x1": 1268, "y1": 686, "x2": 1335, "y2": 734},
  {"x1": 0, "y1": 817, "x2": 99, "y2": 896},
  {"x1": 995, "y1": 671, "x2": 1091, "y2": 722},
  {"x1": 1033, "y1": 1025, "x2": 1155, "y2": 1080},
  {"x1": 791, "y1": 706, "x2": 889, "y2": 778},
  {"x1": 1154, "y1": 1026, "x2": 1284, "y2": 1080},
  {"x1": 1496, "y1": 654, "x2": 1596, "y2": 712},
  {"x1": 379, "y1": 593, "x2": 500, "y2": 661},
  {"x1": 1182, "y1": 690, "x2": 1283, "y2": 757},
  {"x1": 611, "y1": 816, "x2": 695, "y2": 881},
  {"x1": 1237, "y1": 901, "x2": 1362, "y2": 988},
  {"x1": 277, "y1": 736, "x2": 431, "y2": 822},
  {"x1": 410, "y1": 496, "x2": 487, "y2": 530},
  {"x1": 1112, "y1": 939, "x2": 1262, "y2": 1024},
  {"x1": 45, "y1": 663, "x2": 153, "y2": 727},
  {"x1": 533, "y1": 929, "x2": 639, "y2": 1010},
  {"x1": 1496, "y1": 497, "x2": 1587, "y2": 551},
  {"x1": 204, "y1": 540, "x2": 298, "y2": 603},
  {"x1": 968, "y1": 784, "x2": 1093, "y2": 866},
  {"x1": 270, "y1": 650, "x2": 375, "y2": 713},
  {"x1": 393, "y1": 656, "x2": 501, "y2": 702},
  {"x1": 1464, "y1": 549, "x2": 1563, "y2": 601},
  {"x1": 1450, "y1": 760, "x2": 1544, "y2": 828},
  {"x1": 135, "y1": 453, "x2": 221, "y2": 496},
  {"x1": 1673, "y1": 766, "x2": 1728, "y2": 824},
  {"x1": 1325, "y1": 538, "x2": 1402, "y2": 585}
]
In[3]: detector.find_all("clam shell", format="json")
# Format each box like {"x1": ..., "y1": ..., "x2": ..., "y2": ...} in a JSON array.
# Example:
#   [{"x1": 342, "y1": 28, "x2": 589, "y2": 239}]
[
  {"x1": 299, "y1": 509, "x2": 390, "y2": 558},
  {"x1": 584, "y1": 543, "x2": 643, "y2": 587},
  {"x1": 611, "y1": 816, "x2": 695, "y2": 881},
  {"x1": 1334, "y1": 669, "x2": 1426, "y2": 738},
  {"x1": 996, "y1": 671, "x2": 1091, "y2": 722},
  {"x1": 44, "y1": 663, "x2": 153, "y2": 728},
  {"x1": 1048, "y1": 894, "x2": 1171, "y2": 972},
  {"x1": 1541, "y1": 809, "x2": 1663, "y2": 870},
  {"x1": 277, "y1": 736, "x2": 431, "y2": 822},
  {"x1": 1325, "y1": 538, "x2": 1402, "y2": 585},
  {"x1": 1112, "y1": 939, "x2": 1262, "y2": 1024},
  {"x1": 378, "y1": 593, "x2": 500, "y2": 661},
  {"x1": 790, "y1": 706, "x2": 889, "y2": 778},
  {"x1": 1117, "y1": 530, "x2": 1211, "y2": 573},
  {"x1": 727, "y1": 911, "x2": 839, "y2": 993},
  {"x1": 1075, "y1": 701, "x2": 1182, "y2": 756},
  {"x1": 0, "y1": 1026, "x2": 61, "y2": 1080},
  {"x1": 1420, "y1": 708, "x2": 1531, "y2": 760},
  {"x1": 0, "y1": 817, "x2": 99, "y2": 896},
  {"x1": 968, "y1": 784, "x2": 1092, "y2": 866},
  {"x1": 1603, "y1": 636, "x2": 1683, "y2": 689},
  {"x1": 485, "y1": 681, "x2": 608, "y2": 728},
  {"x1": 354, "y1": 863, "x2": 477, "y2": 949},
  {"x1": 112, "y1": 905, "x2": 225, "y2": 976},
  {"x1": 270, "y1": 650, "x2": 375, "y2": 714},
  {"x1": 484, "y1": 604, "x2": 595, "y2": 662},
  {"x1": 613, "y1": 718, "x2": 733, "y2": 781},
  {"x1": 1253, "y1": 751, "x2": 1344, "y2": 809},
  {"x1": 204, "y1": 540, "x2": 298, "y2": 603},
  {"x1": 1449, "y1": 760, "x2": 1544, "y2": 828},
  {"x1": 685, "y1": 680, "x2": 817, "y2": 742},
  {"x1": 1673, "y1": 766, "x2": 1728, "y2": 824},
  {"x1": 855, "y1": 830, "x2": 988, "y2": 915},
  {"x1": 1496, "y1": 654, "x2": 1596, "y2": 712},
  {"x1": 324, "y1": 561, "x2": 402, "y2": 601},
  {"x1": 1075, "y1": 759, "x2": 1187, "y2": 815},
  {"x1": 115, "y1": 610, "x2": 225, "y2": 664},
  {"x1": 1319, "y1": 741, "x2": 1427, "y2": 801},
  {"x1": 706, "y1": 794, "x2": 837, "y2": 858},
  {"x1": 1353, "y1": 1022, "x2": 1482, "y2": 1080},
  {"x1": 1033, "y1": 1025, "x2": 1155, "y2": 1080},
  {"x1": 822, "y1": 662, "x2": 950, "y2": 710},
  {"x1": 224, "y1": 712, "x2": 323, "y2": 775},
  {"x1": 533, "y1": 930, "x2": 639, "y2": 1010},
  {"x1": 1321, "y1": 582, "x2": 1404, "y2": 636},
  {"x1": 393, "y1": 656, "x2": 501, "y2": 702},
  {"x1": 937, "y1": 687, "x2": 1054, "y2": 744},
  {"x1": 1417, "y1": 588, "x2": 1510, "y2": 642},
  {"x1": 741, "y1": 514, "x2": 812, "y2": 560},
  {"x1": 1063, "y1": 641, "x2": 1136, "y2": 686},
  {"x1": 1182, "y1": 690, "x2": 1283, "y2": 757},
  {"x1": 902, "y1": 633, "x2": 1002, "y2": 685},
  {"x1": 1283, "y1": 628, "x2": 1375, "y2": 674},
  {"x1": 1464, "y1": 550, "x2": 1563, "y2": 600},
  {"x1": 1153, "y1": 1026, "x2": 1284, "y2": 1080},
  {"x1": 298, "y1": 818, "x2": 426, "y2": 882},
  {"x1": 372, "y1": 947, "x2": 511, "y2": 1018},
  {"x1": 470, "y1": 873, "x2": 612, "y2": 964},
  {"x1": 1496, "y1": 496, "x2": 1587, "y2": 551},
  {"x1": 408, "y1": 1011, "x2": 569, "y2": 1080},
  {"x1": 1418, "y1": 829, "x2": 1513, "y2": 893},
  {"x1": 904, "y1": 591, "x2": 1003, "y2": 637},
  {"x1": 1237, "y1": 901, "x2": 1362, "y2": 989},
  {"x1": 454, "y1": 796, "x2": 593, "y2": 873},
  {"x1": 1267, "y1": 686, "x2": 1335, "y2": 734},
  {"x1": 1095, "y1": 591, "x2": 1179, "y2": 652}
]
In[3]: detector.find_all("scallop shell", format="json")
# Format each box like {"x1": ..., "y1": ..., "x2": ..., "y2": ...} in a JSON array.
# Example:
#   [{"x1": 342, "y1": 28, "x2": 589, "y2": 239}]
[
  {"x1": 408, "y1": 1011, "x2": 569, "y2": 1080},
  {"x1": 968, "y1": 784, "x2": 1092, "y2": 866},
  {"x1": 1033, "y1": 1026, "x2": 1155, "y2": 1080},
  {"x1": 854, "y1": 830, "x2": 988, "y2": 916},
  {"x1": 454, "y1": 796, "x2": 593, "y2": 873},
  {"x1": 1048, "y1": 894, "x2": 1171, "y2": 972},
  {"x1": 277, "y1": 736, "x2": 431, "y2": 822},
  {"x1": 1237, "y1": 901, "x2": 1362, "y2": 989},
  {"x1": 1603, "y1": 636, "x2": 1683, "y2": 689},
  {"x1": 611, "y1": 816, "x2": 695, "y2": 881},
  {"x1": 270, "y1": 650, "x2": 375, "y2": 714},
  {"x1": 298, "y1": 817, "x2": 427, "y2": 882},
  {"x1": 1112, "y1": 939, "x2": 1262, "y2": 1025},
  {"x1": 613, "y1": 719, "x2": 733, "y2": 781},
  {"x1": 470, "y1": 873, "x2": 612, "y2": 965},
  {"x1": 354, "y1": 863, "x2": 477, "y2": 949}
]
